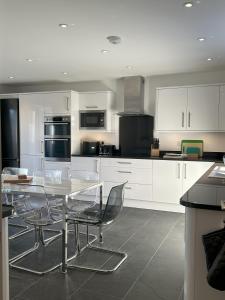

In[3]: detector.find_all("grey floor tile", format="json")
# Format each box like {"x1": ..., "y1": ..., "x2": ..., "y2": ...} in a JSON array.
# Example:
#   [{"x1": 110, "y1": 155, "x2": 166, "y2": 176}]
[
  {"x1": 70, "y1": 288, "x2": 122, "y2": 300},
  {"x1": 10, "y1": 209, "x2": 185, "y2": 300},
  {"x1": 9, "y1": 269, "x2": 41, "y2": 300},
  {"x1": 14, "y1": 269, "x2": 93, "y2": 300}
]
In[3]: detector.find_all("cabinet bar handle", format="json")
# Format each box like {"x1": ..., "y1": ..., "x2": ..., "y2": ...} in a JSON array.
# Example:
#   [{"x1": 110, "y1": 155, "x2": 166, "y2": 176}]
[
  {"x1": 188, "y1": 112, "x2": 191, "y2": 127},
  {"x1": 41, "y1": 141, "x2": 44, "y2": 153},
  {"x1": 96, "y1": 159, "x2": 100, "y2": 173},
  {"x1": 182, "y1": 112, "x2": 184, "y2": 128},
  {"x1": 117, "y1": 171, "x2": 132, "y2": 174},
  {"x1": 117, "y1": 162, "x2": 132, "y2": 165},
  {"x1": 66, "y1": 97, "x2": 69, "y2": 111},
  {"x1": 177, "y1": 163, "x2": 181, "y2": 179},
  {"x1": 125, "y1": 187, "x2": 132, "y2": 190},
  {"x1": 184, "y1": 163, "x2": 187, "y2": 179},
  {"x1": 85, "y1": 106, "x2": 98, "y2": 109}
]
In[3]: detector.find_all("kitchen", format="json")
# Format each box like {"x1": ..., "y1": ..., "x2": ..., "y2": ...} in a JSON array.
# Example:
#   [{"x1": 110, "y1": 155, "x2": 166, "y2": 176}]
[{"x1": 1, "y1": 1, "x2": 225, "y2": 300}]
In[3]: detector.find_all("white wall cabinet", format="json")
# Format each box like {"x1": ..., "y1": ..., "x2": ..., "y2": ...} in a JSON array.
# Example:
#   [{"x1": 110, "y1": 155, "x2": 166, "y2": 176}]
[
  {"x1": 156, "y1": 88, "x2": 187, "y2": 130},
  {"x1": 79, "y1": 91, "x2": 113, "y2": 111},
  {"x1": 219, "y1": 85, "x2": 225, "y2": 130},
  {"x1": 78, "y1": 91, "x2": 114, "y2": 132},
  {"x1": 187, "y1": 86, "x2": 219, "y2": 131},
  {"x1": 156, "y1": 85, "x2": 220, "y2": 131},
  {"x1": 43, "y1": 92, "x2": 71, "y2": 115},
  {"x1": 153, "y1": 160, "x2": 213, "y2": 205}
]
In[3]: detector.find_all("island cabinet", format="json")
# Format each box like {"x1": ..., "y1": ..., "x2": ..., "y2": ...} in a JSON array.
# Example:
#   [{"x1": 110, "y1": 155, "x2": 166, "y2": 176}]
[
  {"x1": 153, "y1": 160, "x2": 214, "y2": 209},
  {"x1": 156, "y1": 85, "x2": 220, "y2": 131}
]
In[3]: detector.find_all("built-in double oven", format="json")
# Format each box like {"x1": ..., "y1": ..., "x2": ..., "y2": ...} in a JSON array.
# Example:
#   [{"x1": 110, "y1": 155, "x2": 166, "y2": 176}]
[{"x1": 44, "y1": 116, "x2": 71, "y2": 161}]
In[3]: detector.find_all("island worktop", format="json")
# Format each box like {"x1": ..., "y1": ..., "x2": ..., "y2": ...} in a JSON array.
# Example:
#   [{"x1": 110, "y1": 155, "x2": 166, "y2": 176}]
[{"x1": 180, "y1": 163, "x2": 225, "y2": 300}]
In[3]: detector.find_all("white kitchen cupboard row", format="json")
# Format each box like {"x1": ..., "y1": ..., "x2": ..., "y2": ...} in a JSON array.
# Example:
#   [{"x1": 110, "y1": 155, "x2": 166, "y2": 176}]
[
  {"x1": 71, "y1": 157, "x2": 214, "y2": 212},
  {"x1": 156, "y1": 84, "x2": 224, "y2": 131}
]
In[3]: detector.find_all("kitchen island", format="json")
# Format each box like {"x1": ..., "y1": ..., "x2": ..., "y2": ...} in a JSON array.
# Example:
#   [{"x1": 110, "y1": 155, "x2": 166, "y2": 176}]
[
  {"x1": 180, "y1": 164, "x2": 225, "y2": 300},
  {"x1": 1, "y1": 205, "x2": 12, "y2": 300}
]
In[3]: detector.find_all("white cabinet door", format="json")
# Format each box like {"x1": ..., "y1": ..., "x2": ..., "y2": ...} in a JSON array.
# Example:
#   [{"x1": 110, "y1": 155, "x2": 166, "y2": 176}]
[
  {"x1": 79, "y1": 92, "x2": 112, "y2": 110},
  {"x1": 43, "y1": 92, "x2": 71, "y2": 115},
  {"x1": 182, "y1": 161, "x2": 213, "y2": 194},
  {"x1": 153, "y1": 160, "x2": 183, "y2": 204},
  {"x1": 187, "y1": 86, "x2": 219, "y2": 131},
  {"x1": 156, "y1": 88, "x2": 187, "y2": 130},
  {"x1": 19, "y1": 94, "x2": 44, "y2": 156},
  {"x1": 20, "y1": 155, "x2": 44, "y2": 172},
  {"x1": 44, "y1": 161, "x2": 71, "y2": 179},
  {"x1": 219, "y1": 85, "x2": 225, "y2": 130},
  {"x1": 71, "y1": 157, "x2": 100, "y2": 173}
]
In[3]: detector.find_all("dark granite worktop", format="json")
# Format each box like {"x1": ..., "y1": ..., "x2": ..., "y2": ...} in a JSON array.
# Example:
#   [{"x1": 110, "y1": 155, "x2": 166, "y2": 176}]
[
  {"x1": 2, "y1": 205, "x2": 13, "y2": 218},
  {"x1": 72, "y1": 151, "x2": 224, "y2": 163},
  {"x1": 180, "y1": 163, "x2": 225, "y2": 211}
]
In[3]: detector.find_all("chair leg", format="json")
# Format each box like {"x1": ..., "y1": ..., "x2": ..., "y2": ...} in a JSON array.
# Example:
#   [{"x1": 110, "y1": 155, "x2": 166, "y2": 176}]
[
  {"x1": 9, "y1": 225, "x2": 63, "y2": 275},
  {"x1": 99, "y1": 225, "x2": 103, "y2": 243},
  {"x1": 8, "y1": 222, "x2": 34, "y2": 240},
  {"x1": 68, "y1": 236, "x2": 127, "y2": 273}
]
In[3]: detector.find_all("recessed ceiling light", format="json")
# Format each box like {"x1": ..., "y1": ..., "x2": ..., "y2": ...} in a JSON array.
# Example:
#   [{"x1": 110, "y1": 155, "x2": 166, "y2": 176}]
[
  {"x1": 184, "y1": 1, "x2": 193, "y2": 8},
  {"x1": 59, "y1": 23, "x2": 68, "y2": 28},
  {"x1": 197, "y1": 37, "x2": 206, "y2": 42},
  {"x1": 101, "y1": 49, "x2": 109, "y2": 54},
  {"x1": 107, "y1": 36, "x2": 122, "y2": 45},
  {"x1": 62, "y1": 72, "x2": 68, "y2": 75},
  {"x1": 26, "y1": 58, "x2": 33, "y2": 62},
  {"x1": 207, "y1": 57, "x2": 213, "y2": 61},
  {"x1": 126, "y1": 65, "x2": 133, "y2": 70},
  {"x1": 8, "y1": 76, "x2": 14, "y2": 79}
]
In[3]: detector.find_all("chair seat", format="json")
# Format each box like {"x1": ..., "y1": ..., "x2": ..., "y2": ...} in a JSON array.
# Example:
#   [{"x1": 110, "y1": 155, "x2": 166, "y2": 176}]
[{"x1": 68, "y1": 203, "x2": 104, "y2": 225}]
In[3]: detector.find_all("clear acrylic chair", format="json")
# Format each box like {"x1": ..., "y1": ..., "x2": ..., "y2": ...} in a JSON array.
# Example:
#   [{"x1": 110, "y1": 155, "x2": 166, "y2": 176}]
[
  {"x1": 2, "y1": 167, "x2": 33, "y2": 239},
  {"x1": 67, "y1": 182, "x2": 128, "y2": 273},
  {"x1": 9, "y1": 184, "x2": 63, "y2": 275}
]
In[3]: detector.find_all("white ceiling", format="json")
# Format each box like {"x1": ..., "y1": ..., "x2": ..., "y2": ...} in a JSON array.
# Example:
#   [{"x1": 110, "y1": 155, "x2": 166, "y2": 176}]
[{"x1": 1, "y1": 0, "x2": 225, "y2": 84}]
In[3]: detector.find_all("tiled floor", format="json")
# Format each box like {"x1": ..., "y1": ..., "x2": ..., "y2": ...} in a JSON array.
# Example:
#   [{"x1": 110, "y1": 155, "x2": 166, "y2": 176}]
[{"x1": 9, "y1": 208, "x2": 185, "y2": 300}]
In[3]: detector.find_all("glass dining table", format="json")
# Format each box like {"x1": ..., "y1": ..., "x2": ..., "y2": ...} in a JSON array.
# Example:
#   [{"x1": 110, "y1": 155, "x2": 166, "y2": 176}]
[{"x1": 2, "y1": 175, "x2": 103, "y2": 273}]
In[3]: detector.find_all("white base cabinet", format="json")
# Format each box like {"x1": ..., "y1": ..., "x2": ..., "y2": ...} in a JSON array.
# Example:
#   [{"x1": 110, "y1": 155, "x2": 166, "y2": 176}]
[
  {"x1": 20, "y1": 155, "x2": 44, "y2": 172},
  {"x1": 44, "y1": 161, "x2": 71, "y2": 179},
  {"x1": 153, "y1": 160, "x2": 214, "y2": 206}
]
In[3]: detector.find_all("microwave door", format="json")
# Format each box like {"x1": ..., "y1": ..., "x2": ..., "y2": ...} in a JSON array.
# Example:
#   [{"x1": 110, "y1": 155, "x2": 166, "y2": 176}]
[{"x1": 80, "y1": 111, "x2": 105, "y2": 129}]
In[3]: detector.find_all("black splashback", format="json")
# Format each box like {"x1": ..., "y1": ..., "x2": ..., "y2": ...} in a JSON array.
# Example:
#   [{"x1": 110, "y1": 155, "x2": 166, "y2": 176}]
[{"x1": 119, "y1": 115, "x2": 154, "y2": 156}]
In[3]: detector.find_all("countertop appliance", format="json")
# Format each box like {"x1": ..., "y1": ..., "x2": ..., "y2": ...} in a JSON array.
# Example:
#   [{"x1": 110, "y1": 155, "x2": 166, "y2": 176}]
[
  {"x1": 80, "y1": 110, "x2": 106, "y2": 130},
  {"x1": 181, "y1": 140, "x2": 204, "y2": 158},
  {"x1": 44, "y1": 116, "x2": 71, "y2": 162},
  {"x1": 99, "y1": 144, "x2": 116, "y2": 156},
  {"x1": 82, "y1": 141, "x2": 99, "y2": 156},
  {"x1": 0, "y1": 99, "x2": 20, "y2": 169},
  {"x1": 119, "y1": 115, "x2": 154, "y2": 156}
]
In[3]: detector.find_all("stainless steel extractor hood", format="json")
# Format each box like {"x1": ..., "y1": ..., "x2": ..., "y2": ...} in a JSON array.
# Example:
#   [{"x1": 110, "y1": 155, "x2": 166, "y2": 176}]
[{"x1": 118, "y1": 76, "x2": 145, "y2": 116}]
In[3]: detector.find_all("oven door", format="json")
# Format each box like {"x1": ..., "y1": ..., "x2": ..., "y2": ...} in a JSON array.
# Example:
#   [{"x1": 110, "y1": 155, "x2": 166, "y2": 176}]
[
  {"x1": 80, "y1": 111, "x2": 105, "y2": 129},
  {"x1": 44, "y1": 122, "x2": 70, "y2": 138},
  {"x1": 44, "y1": 138, "x2": 71, "y2": 161}
]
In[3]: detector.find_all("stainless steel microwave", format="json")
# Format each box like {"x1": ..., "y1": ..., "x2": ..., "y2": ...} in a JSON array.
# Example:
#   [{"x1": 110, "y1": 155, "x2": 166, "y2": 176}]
[{"x1": 79, "y1": 110, "x2": 106, "y2": 129}]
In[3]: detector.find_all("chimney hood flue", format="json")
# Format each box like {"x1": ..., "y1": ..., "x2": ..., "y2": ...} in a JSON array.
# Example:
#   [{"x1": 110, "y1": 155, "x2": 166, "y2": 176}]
[{"x1": 118, "y1": 76, "x2": 146, "y2": 116}]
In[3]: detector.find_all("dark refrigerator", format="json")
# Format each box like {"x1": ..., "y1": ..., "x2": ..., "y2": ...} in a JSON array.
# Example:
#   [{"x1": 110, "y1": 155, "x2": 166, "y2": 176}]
[
  {"x1": 119, "y1": 115, "x2": 154, "y2": 156},
  {"x1": 0, "y1": 99, "x2": 20, "y2": 169}
]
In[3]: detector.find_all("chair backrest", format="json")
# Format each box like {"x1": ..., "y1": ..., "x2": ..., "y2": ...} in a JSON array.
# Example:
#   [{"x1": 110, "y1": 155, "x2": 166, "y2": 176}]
[
  {"x1": 101, "y1": 182, "x2": 127, "y2": 224},
  {"x1": 2, "y1": 167, "x2": 28, "y2": 176},
  {"x1": 8, "y1": 184, "x2": 49, "y2": 218}
]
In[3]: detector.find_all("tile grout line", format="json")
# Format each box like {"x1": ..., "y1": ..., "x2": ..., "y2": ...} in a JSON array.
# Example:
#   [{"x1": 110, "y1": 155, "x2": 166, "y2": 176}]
[{"x1": 121, "y1": 215, "x2": 183, "y2": 300}]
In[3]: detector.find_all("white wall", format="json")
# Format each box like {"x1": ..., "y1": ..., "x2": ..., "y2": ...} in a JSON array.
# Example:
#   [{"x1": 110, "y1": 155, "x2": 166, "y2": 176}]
[{"x1": 3, "y1": 69, "x2": 225, "y2": 152}]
